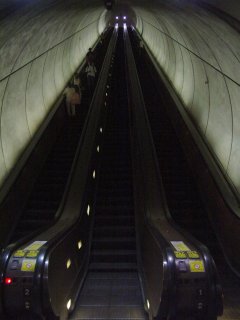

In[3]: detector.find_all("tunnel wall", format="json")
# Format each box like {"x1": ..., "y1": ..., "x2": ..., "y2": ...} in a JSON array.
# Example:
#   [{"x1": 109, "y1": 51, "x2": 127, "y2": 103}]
[
  {"x1": 134, "y1": 4, "x2": 240, "y2": 197},
  {"x1": 203, "y1": 0, "x2": 240, "y2": 18},
  {"x1": 0, "y1": 0, "x2": 107, "y2": 191},
  {"x1": 1, "y1": 0, "x2": 240, "y2": 198}
]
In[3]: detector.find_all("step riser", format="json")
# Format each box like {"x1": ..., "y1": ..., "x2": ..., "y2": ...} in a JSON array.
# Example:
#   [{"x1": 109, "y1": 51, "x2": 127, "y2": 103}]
[{"x1": 92, "y1": 241, "x2": 136, "y2": 250}]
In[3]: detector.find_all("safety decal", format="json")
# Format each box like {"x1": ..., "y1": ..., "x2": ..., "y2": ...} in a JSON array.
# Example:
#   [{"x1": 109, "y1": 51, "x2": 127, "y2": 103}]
[
  {"x1": 26, "y1": 250, "x2": 39, "y2": 258},
  {"x1": 13, "y1": 250, "x2": 26, "y2": 258},
  {"x1": 187, "y1": 251, "x2": 200, "y2": 259},
  {"x1": 21, "y1": 259, "x2": 36, "y2": 272},
  {"x1": 23, "y1": 241, "x2": 47, "y2": 251},
  {"x1": 174, "y1": 251, "x2": 187, "y2": 259},
  {"x1": 171, "y1": 241, "x2": 190, "y2": 252},
  {"x1": 189, "y1": 260, "x2": 205, "y2": 273}
]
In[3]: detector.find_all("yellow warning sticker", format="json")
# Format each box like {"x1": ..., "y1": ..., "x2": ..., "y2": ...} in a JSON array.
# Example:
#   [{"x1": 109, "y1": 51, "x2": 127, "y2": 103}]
[
  {"x1": 189, "y1": 260, "x2": 205, "y2": 273},
  {"x1": 174, "y1": 251, "x2": 187, "y2": 259},
  {"x1": 187, "y1": 251, "x2": 200, "y2": 259},
  {"x1": 13, "y1": 250, "x2": 26, "y2": 257},
  {"x1": 26, "y1": 250, "x2": 39, "y2": 258},
  {"x1": 21, "y1": 259, "x2": 36, "y2": 272},
  {"x1": 171, "y1": 241, "x2": 191, "y2": 252},
  {"x1": 23, "y1": 241, "x2": 47, "y2": 251}
]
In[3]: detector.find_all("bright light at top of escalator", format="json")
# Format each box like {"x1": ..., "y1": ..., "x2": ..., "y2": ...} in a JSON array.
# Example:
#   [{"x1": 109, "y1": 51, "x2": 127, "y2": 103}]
[
  {"x1": 123, "y1": 16, "x2": 126, "y2": 20},
  {"x1": 116, "y1": 16, "x2": 119, "y2": 20}
]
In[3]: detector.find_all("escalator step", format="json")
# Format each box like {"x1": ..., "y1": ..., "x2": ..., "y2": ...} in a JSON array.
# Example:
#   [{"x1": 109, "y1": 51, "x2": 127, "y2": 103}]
[
  {"x1": 94, "y1": 216, "x2": 134, "y2": 226},
  {"x1": 17, "y1": 219, "x2": 52, "y2": 228},
  {"x1": 96, "y1": 198, "x2": 132, "y2": 206},
  {"x1": 98, "y1": 189, "x2": 132, "y2": 198},
  {"x1": 37, "y1": 176, "x2": 67, "y2": 184},
  {"x1": 27, "y1": 200, "x2": 59, "y2": 209},
  {"x1": 72, "y1": 269, "x2": 145, "y2": 319},
  {"x1": 89, "y1": 262, "x2": 137, "y2": 272},
  {"x1": 92, "y1": 237, "x2": 136, "y2": 250},
  {"x1": 91, "y1": 250, "x2": 136, "y2": 263},
  {"x1": 94, "y1": 226, "x2": 135, "y2": 237},
  {"x1": 95, "y1": 204, "x2": 133, "y2": 212}
]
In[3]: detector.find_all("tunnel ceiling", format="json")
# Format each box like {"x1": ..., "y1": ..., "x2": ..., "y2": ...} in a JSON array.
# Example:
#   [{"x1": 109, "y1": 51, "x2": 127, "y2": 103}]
[{"x1": 1, "y1": 0, "x2": 240, "y2": 200}]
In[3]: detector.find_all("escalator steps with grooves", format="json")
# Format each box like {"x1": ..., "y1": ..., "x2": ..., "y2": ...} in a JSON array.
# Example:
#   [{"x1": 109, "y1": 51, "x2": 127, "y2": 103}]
[
  {"x1": 10, "y1": 113, "x2": 84, "y2": 243},
  {"x1": 71, "y1": 273, "x2": 144, "y2": 319},
  {"x1": 70, "y1": 29, "x2": 146, "y2": 320},
  {"x1": 90, "y1": 97, "x2": 137, "y2": 272},
  {"x1": 129, "y1": 30, "x2": 212, "y2": 245}
]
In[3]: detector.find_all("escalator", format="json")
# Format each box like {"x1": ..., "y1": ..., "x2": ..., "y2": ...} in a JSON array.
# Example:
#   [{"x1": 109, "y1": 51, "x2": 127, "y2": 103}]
[
  {"x1": 1, "y1": 28, "x2": 223, "y2": 320},
  {"x1": 6, "y1": 33, "x2": 110, "y2": 245},
  {"x1": 69, "y1": 28, "x2": 147, "y2": 320},
  {"x1": 9, "y1": 116, "x2": 83, "y2": 243},
  {"x1": 129, "y1": 29, "x2": 240, "y2": 319}
]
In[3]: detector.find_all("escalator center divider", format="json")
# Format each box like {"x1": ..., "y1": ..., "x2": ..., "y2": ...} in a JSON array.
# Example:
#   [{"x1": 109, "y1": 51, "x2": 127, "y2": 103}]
[
  {"x1": 89, "y1": 30, "x2": 136, "y2": 274},
  {"x1": 69, "y1": 28, "x2": 147, "y2": 320}
]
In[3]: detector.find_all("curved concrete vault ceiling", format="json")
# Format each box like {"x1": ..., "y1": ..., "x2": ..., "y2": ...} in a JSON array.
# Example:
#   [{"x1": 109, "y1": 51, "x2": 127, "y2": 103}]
[
  {"x1": 0, "y1": 0, "x2": 108, "y2": 193},
  {"x1": 131, "y1": 0, "x2": 240, "y2": 197},
  {"x1": 0, "y1": 0, "x2": 240, "y2": 199}
]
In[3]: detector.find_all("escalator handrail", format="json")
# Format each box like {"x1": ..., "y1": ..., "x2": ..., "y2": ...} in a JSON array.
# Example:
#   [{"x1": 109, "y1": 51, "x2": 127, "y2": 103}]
[{"x1": 124, "y1": 27, "x2": 178, "y2": 318}]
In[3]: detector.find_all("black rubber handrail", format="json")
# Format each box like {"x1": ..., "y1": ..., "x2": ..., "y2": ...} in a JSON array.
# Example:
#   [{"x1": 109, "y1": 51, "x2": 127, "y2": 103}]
[{"x1": 125, "y1": 28, "x2": 178, "y2": 318}]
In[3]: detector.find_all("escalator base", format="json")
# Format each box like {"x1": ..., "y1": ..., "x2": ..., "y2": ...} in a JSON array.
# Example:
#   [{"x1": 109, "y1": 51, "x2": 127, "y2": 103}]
[{"x1": 70, "y1": 272, "x2": 146, "y2": 320}]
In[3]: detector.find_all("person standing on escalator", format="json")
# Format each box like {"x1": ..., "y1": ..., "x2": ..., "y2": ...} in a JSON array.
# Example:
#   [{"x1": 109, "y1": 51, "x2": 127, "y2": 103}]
[
  {"x1": 63, "y1": 83, "x2": 74, "y2": 116},
  {"x1": 85, "y1": 61, "x2": 97, "y2": 96},
  {"x1": 63, "y1": 83, "x2": 81, "y2": 117},
  {"x1": 73, "y1": 73, "x2": 81, "y2": 95},
  {"x1": 70, "y1": 85, "x2": 81, "y2": 117},
  {"x1": 86, "y1": 48, "x2": 94, "y2": 64}
]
